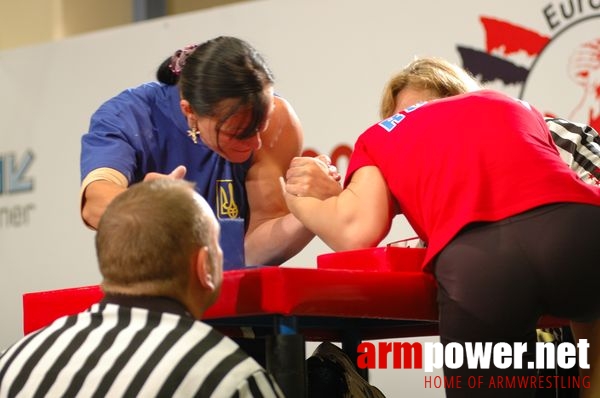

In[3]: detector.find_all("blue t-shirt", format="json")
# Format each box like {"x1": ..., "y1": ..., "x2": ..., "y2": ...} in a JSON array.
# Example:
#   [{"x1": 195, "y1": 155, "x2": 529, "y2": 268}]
[{"x1": 81, "y1": 83, "x2": 250, "y2": 268}]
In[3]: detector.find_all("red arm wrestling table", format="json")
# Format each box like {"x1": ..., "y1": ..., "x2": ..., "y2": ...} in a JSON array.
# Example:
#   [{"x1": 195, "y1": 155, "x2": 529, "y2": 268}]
[
  {"x1": 22, "y1": 266, "x2": 439, "y2": 398},
  {"x1": 22, "y1": 249, "x2": 567, "y2": 398}
]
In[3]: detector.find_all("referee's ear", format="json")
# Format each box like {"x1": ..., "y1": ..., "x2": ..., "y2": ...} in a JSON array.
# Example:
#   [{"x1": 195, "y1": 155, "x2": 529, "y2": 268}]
[{"x1": 194, "y1": 246, "x2": 215, "y2": 292}]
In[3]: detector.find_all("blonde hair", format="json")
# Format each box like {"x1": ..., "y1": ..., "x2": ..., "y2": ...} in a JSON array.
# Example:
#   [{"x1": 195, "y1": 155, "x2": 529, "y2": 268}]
[{"x1": 380, "y1": 57, "x2": 482, "y2": 119}]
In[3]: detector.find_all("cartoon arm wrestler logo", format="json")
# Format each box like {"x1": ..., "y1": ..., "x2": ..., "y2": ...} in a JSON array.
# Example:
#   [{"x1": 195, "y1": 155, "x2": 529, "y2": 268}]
[{"x1": 568, "y1": 38, "x2": 600, "y2": 129}]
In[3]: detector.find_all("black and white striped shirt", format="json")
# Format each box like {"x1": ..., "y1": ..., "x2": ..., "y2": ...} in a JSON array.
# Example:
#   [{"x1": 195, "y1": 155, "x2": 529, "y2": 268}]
[
  {"x1": 546, "y1": 117, "x2": 600, "y2": 185},
  {"x1": 0, "y1": 296, "x2": 283, "y2": 398}
]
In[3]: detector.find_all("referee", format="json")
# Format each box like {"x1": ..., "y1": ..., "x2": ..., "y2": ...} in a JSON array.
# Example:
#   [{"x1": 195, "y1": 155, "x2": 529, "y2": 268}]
[{"x1": 0, "y1": 179, "x2": 283, "y2": 398}]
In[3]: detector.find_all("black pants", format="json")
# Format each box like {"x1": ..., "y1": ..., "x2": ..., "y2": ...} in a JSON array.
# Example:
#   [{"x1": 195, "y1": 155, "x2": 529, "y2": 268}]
[{"x1": 434, "y1": 203, "x2": 600, "y2": 398}]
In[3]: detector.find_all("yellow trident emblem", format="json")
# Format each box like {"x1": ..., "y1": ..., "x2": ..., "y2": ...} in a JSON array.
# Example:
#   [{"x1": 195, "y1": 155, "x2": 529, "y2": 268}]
[{"x1": 217, "y1": 180, "x2": 239, "y2": 219}]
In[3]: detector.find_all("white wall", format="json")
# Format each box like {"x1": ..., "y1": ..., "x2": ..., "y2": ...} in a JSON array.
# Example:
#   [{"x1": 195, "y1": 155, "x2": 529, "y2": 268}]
[{"x1": 1, "y1": 0, "x2": 598, "y2": 396}]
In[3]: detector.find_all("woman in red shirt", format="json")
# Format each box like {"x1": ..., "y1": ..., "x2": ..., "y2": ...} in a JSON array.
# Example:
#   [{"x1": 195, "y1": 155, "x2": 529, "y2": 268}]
[{"x1": 284, "y1": 58, "x2": 600, "y2": 398}]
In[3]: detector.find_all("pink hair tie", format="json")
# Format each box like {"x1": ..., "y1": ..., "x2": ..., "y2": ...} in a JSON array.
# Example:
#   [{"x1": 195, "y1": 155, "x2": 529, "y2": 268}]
[{"x1": 169, "y1": 44, "x2": 199, "y2": 75}]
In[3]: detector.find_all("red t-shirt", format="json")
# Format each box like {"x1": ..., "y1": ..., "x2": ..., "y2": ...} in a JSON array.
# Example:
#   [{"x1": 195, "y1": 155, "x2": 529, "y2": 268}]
[{"x1": 346, "y1": 90, "x2": 600, "y2": 268}]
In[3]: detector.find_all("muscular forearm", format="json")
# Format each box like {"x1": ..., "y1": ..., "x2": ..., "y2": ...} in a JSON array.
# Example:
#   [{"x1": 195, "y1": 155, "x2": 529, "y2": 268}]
[
  {"x1": 244, "y1": 212, "x2": 315, "y2": 266},
  {"x1": 80, "y1": 166, "x2": 186, "y2": 229},
  {"x1": 284, "y1": 166, "x2": 394, "y2": 252},
  {"x1": 81, "y1": 180, "x2": 126, "y2": 229},
  {"x1": 287, "y1": 195, "x2": 377, "y2": 252}
]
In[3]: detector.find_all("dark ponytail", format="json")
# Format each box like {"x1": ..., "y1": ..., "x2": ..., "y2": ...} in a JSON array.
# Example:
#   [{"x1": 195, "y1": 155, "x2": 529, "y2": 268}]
[{"x1": 156, "y1": 56, "x2": 179, "y2": 85}]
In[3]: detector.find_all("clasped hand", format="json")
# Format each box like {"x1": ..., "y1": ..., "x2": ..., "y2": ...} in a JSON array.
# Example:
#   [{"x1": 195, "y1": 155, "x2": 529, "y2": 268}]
[{"x1": 284, "y1": 155, "x2": 342, "y2": 200}]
